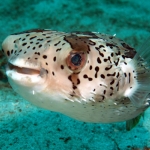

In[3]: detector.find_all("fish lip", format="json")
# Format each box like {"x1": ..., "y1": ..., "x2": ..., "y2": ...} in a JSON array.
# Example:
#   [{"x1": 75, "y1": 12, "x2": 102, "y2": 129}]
[
  {"x1": 6, "y1": 62, "x2": 41, "y2": 75},
  {"x1": 6, "y1": 62, "x2": 48, "y2": 87}
]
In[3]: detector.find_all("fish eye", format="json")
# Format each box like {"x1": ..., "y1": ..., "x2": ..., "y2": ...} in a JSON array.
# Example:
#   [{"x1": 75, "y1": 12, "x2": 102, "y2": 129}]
[
  {"x1": 66, "y1": 51, "x2": 87, "y2": 72},
  {"x1": 71, "y1": 54, "x2": 82, "y2": 66}
]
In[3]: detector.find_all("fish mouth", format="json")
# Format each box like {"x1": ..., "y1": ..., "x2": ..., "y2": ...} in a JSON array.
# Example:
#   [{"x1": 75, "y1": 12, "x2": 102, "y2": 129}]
[
  {"x1": 7, "y1": 62, "x2": 40, "y2": 75},
  {"x1": 6, "y1": 62, "x2": 48, "y2": 92},
  {"x1": 6, "y1": 62, "x2": 48, "y2": 87}
]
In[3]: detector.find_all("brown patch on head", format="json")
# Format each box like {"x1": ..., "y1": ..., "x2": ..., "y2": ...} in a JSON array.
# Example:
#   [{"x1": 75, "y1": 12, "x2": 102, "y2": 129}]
[{"x1": 64, "y1": 34, "x2": 95, "y2": 53}]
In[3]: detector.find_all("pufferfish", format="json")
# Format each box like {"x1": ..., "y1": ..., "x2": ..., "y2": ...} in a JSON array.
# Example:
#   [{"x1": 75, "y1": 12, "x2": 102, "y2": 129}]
[{"x1": 2, "y1": 29, "x2": 150, "y2": 130}]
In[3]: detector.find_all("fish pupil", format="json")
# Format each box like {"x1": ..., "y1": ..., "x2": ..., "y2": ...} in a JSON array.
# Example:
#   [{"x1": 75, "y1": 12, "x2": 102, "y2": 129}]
[{"x1": 71, "y1": 54, "x2": 81, "y2": 66}]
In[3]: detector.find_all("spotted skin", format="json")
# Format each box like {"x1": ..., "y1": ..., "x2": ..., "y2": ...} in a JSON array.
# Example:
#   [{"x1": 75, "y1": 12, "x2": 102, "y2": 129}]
[{"x1": 2, "y1": 29, "x2": 150, "y2": 123}]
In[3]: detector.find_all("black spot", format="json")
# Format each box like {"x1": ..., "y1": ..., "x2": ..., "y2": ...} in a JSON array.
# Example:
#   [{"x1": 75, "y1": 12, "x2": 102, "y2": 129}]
[
  {"x1": 111, "y1": 53, "x2": 114, "y2": 57},
  {"x1": 107, "y1": 72, "x2": 116, "y2": 76},
  {"x1": 110, "y1": 93, "x2": 113, "y2": 96},
  {"x1": 73, "y1": 85, "x2": 77, "y2": 90},
  {"x1": 30, "y1": 36, "x2": 37, "y2": 40},
  {"x1": 36, "y1": 42, "x2": 39, "y2": 45},
  {"x1": 68, "y1": 75, "x2": 72, "y2": 81},
  {"x1": 101, "y1": 74, "x2": 105, "y2": 79},
  {"x1": 95, "y1": 66, "x2": 99, "y2": 78},
  {"x1": 129, "y1": 73, "x2": 131, "y2": 83},
  {"x1": 124, "y1": 73, "x2": 127, "y2": 77},
  {"x1": 61, "y1": 65, "x2": 64, "y2": 69},
  {"x1": 19, "y1": 49, "x2": 22, "y2": 53},
  {"x1": 39, "y1": 44, "x2": 42, "y2": 48},
  {"x1": 7, "y1": 51, "x2": 10, "y2": 56},
  {"x1": 122, "y1": 55, "x2": 125, "y2": 59},
  {"x1": 46, "y1": 70, "x2": 48, "y2": 73},
  {"x1": 95, "y1": 45, "x2": 104, "y2": 50},
  {"x1": 11, "y1": 50, "x2": 13, "y2": 54},
  {"x1": 115, "y1": 51, "x2": 121, "y2": 56},
  {"x1": 32, "y1": 47, "x2": 35, "y2": 50},
  {"x1": 37, "y1": 39, "x2": 43, "y2": 41},
  {"x1": 88, "y1": 78, "x2": 93, "y2": 81},
  {"x1": 99, "y1": 51, "x2": 104, "y2": 57},
  {"x1": 102, "y1": 96, "x2": 105, "y2": 100},
  {"x1": 83, "y1": 74, "x2": 88, "y2": 78},
  {"x1": 24, "y1": 51, "x2": 27, "y2": 54},
  {"x1": 30, "y1": 42, "x2": 33, "y2": 44},
  {"x1": 46, "y1": 62, "x2": 48, "y2": 65},
  {"x1": 22, "y1": 38, "x2": 25, "y2": 41},
  {"x1": 54, "y1": 41, "x2": 61, "y2": 46},
  {"x1": 89, "y1": 65, "x2": 92, "y2": 70},
  {"x1": 105, "y1": 65, "x2": 112, "y2": 71},
  {"x1": 77, "y1": 79, "x2": 80, "y2": 84},
  {"x1": 114, "y1": 58, "x2": 120, "y2": 66},
  {"x1": 43, "y1": 55, "x2": 47, "y2": 59},
  {"x1": 110, "y1": 80, "x2": 115, "y2": 85},
  {"x1": 22, "y1": 43, "x2": 27, "y2": 46},
  {"x1": 103, "y1": 90, "x2": 106, "y2": 94},
  {"x1": 52, "y1": 72, "x2": 55, "y2": 76},
  {"x1": 110, "y1": 87, "x2": 114, "y2": 90},
  {"x1": 104, "y1": 58, "x2": 107, "y2": 62},
  {"x1": 47, "y1": 40, "x2": 51, "y2": 43},
  {"x1": 116, "y1": 72, "x2": 120, "y2": 78},
  {"x1": 97, "y1": 57, "x2": 101, "y2": 63},
  {"x1": 53, "y1": 56, "x2": 56, "y2": 62},
  {"x1": 83, "y1": 74, "x2": 92, "y2": 81},
  {"x1": 27, "y1": 46, "x2": 30, "y2": 49},
  {"x1": 106, "y1": 43, "x2": 116, "y2": 49},
  {"x1": 56, "y1": 48, "x2": 62, "y2": 52},
  {"x1": 89, "y1": 40, "x2": 96, "y2": 46}
]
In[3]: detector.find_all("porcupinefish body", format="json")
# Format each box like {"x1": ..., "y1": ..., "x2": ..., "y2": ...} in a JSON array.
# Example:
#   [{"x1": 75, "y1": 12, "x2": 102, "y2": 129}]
[{"x1": 2, "y1": 29, "x2": 150, "y2": 128}]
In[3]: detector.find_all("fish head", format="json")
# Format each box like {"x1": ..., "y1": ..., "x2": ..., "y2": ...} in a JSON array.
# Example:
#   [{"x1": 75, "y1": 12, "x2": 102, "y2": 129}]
[{"x1": 2, "y1": 29, "x2": 103, "y2": 107}]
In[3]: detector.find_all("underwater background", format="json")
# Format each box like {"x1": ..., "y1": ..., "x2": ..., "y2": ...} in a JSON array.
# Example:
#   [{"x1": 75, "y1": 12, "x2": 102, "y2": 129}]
[{"x1": 0, "y1": 0, "x2": 150, "y2": 149}]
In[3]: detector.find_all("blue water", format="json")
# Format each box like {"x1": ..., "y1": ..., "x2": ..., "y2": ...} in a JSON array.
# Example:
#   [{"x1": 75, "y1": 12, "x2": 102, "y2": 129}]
[{"x1": 0, "y1": 0, "x2": 150, "y2": 149}]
